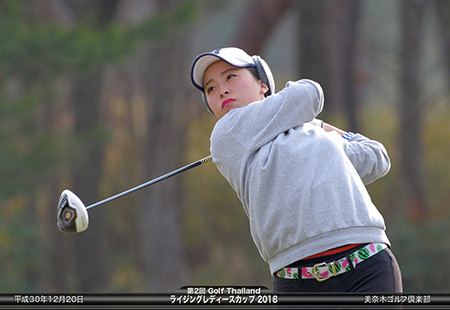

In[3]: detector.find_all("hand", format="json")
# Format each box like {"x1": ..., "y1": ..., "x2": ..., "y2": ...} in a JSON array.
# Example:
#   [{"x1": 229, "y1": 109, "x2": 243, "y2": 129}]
[
  {"x1": 322, "y1": 122, "x2": 347, "y2": 136},
  {"x1": 310, "y1": 118, "x2": 323, "y2": 127}
]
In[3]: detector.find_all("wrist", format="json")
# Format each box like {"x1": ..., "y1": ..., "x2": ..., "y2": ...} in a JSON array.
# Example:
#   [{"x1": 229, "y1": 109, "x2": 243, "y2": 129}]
[{"x1": 342, "y1": 132, "x2": 355, "y2": 141}]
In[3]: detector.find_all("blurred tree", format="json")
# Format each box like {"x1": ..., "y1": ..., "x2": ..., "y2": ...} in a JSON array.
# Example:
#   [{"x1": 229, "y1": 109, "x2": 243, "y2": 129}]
[
  {"x1": 326, "y1": 0, "x2": 361, "y2": 131},
  {"x1": 110, "y1": 0, "x2": 197, "y2": 292},
  {"x1": 233, "y1": 0, "x2": 292, "y2": 55},
  {"x1": 70, "y1": 0, "x2": 120, "y2": 292},
  {"x1": 0, "y1": 0, "x2": 197, "y2": 292},
  {"x1": 0, "y1": 0, "x2": 75, "y2": 292},
  {"x1": 435, "y1": 0, "x2": 450, "y2": 81},
  {"x1": 296, "y1": 0, "x2": 361, "y2": 130},
  {"x1": 27, "y1": 0, "x2": 130, "y2": 292},
  {"x1": 296, "y1": 1, "x2": 331, "y2": 117},
  {"x1": 399, "y1": 0, "x2": 428, "y2": 222}
]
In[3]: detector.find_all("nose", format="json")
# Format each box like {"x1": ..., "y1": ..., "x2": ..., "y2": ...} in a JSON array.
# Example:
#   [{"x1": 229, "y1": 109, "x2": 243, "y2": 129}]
[{"x1": 220, "y1": 89, "x2": 230, "y2": 97}]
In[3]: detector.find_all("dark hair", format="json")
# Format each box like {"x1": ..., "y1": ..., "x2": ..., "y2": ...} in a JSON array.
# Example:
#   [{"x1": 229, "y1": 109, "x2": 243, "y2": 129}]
[
  {"x1": 247, "y1": 66, "x2": 260, "y2": 80},
  {"x1": 247, "y1": 66, "x2": 270, "y2": 97}
]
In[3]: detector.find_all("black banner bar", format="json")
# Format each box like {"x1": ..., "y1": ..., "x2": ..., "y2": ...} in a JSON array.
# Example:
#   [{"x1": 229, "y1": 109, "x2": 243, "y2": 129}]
[{"x1": 1, "y1": 288, "x2": 450, "y2": 309}]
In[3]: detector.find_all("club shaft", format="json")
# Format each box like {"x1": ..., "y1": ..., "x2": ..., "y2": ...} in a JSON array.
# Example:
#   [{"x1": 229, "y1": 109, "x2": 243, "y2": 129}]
[{"x1": 86, "y1": 155, "x2": 212, "y2": 211}]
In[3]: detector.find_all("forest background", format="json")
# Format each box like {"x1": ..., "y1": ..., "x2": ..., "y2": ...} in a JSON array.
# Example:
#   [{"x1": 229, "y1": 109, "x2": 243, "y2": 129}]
[{"x1": 0, "y1": 0, "x2": 449, "y2": 293}]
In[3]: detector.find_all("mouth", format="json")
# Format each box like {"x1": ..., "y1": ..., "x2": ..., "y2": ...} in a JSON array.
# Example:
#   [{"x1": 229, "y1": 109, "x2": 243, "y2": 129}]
[{"x1": 222, "y1": 99, "x2": 236, "y2": 109}]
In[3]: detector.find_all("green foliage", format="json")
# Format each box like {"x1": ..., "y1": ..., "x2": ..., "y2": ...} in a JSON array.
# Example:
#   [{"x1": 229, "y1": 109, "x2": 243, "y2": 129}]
[
  {"x1": 0, "y1": 0, "x2": 199, "y2": 292},
  {"x1": 0, "y1": 88, "x2": 61, "y2": 199},
  {"x1": 0, "y1": 0, "x2": 198, "y2": 78},
  {"x1": 0, "y1": 0, "x2": 199, "y2": 200},
  {"x1": 0, "y1": 198, "x2": 39, "y2": 292}
]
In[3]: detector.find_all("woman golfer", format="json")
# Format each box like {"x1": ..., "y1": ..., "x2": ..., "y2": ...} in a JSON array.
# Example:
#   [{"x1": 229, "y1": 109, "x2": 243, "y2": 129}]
[{"x1": 190, "y1": 47, "x2": 402, "y2": 293}]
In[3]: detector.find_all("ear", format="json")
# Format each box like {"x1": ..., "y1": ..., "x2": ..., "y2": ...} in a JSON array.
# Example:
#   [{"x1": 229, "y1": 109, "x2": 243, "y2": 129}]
[{"x1": 260, "y1": 82, "x2": 269, "y2": 96}]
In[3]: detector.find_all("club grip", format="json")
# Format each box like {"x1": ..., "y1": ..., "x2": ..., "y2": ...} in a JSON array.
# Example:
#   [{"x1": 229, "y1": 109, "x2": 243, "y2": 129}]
[{"x1": 200, "y1": 155, "x2": 212, "y2": 164}]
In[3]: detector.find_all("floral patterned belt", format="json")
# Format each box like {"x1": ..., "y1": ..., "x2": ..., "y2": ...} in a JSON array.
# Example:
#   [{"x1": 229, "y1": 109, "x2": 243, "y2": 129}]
[{"x1": 275, "y1": 243, "x2": 388, "y2": 282}]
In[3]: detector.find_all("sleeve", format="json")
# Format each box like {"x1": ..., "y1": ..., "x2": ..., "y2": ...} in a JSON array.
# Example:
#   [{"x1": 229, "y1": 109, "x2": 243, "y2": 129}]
[
  {"x1": 215, "y1": 79, "x2": 324, "y2": 152},
  {"x1": 342, "y1": 133, "x2": 391, "y2": 185}
]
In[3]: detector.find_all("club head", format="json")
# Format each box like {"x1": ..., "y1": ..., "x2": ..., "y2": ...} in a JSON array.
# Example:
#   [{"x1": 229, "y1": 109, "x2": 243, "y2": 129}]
[{"x1": 57, "y1": 189, "x2": 89, "y2": 234}]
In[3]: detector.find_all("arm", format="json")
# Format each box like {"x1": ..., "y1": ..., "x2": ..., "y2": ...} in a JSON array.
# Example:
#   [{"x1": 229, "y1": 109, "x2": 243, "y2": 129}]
[
  {"x1": 214, "y1": 79, "x2": 324, "y2": 152},
  {"x1": 344, "y1": 133, "x2": 391, "y2": 184},
  {"x1": 312, "y1": 121, "x2": 391, "y2": 184},
  {"x1": 210, "y1": 80, "x2": 324, "y2": 194}
]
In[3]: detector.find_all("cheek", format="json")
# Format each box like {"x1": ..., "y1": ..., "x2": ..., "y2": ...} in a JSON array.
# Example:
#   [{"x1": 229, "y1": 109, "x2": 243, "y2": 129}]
[
  {"x1": 239, "y1": 81, "x2": 264, "y2": 101},
  {"x1": 207, "y1": 95, "x2": 222, "y2": 115}
]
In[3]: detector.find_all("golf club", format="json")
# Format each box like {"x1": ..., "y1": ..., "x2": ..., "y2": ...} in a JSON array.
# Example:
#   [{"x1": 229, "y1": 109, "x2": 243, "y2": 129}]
[{"x1": 57, "y1": 155, "x2": 212, "y2": 234}]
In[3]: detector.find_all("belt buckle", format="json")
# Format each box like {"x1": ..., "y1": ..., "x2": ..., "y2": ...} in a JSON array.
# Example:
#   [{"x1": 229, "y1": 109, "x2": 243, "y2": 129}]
[{"x1": 312, "y1": 262, "x2": 337, "y2": 282}]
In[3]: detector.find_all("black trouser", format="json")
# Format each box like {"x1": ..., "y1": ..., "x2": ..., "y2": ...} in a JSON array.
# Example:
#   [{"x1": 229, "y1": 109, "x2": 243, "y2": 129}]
[{"x1": 273, "y1": 245, "x2": 403, "y2": 293}]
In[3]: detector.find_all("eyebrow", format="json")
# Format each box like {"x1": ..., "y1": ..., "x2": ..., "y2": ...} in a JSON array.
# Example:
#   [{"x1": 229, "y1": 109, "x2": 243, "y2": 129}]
[{"x1": 204, "y1": 67, "x2": 238, "y2": 90}]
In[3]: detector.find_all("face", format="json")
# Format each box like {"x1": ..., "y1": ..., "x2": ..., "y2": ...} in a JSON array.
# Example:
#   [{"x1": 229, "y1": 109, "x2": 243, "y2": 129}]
[{"x1": 203, "y1": 60, "x2": 268, "y2": 119}]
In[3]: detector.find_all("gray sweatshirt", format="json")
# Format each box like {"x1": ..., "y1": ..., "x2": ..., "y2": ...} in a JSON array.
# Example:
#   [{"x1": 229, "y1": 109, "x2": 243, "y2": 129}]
[{"x1": 210, "y1": 79, "x2": 391, "y2": 275}]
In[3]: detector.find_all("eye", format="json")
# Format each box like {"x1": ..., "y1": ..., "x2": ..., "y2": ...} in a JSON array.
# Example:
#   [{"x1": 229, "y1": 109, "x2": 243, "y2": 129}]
[
  {"x1": 207, "y1": 86, "x2": 216, "y2": 94},
  {"x1": 226, "y1": 74, "x2": 236, "y2": 81}
]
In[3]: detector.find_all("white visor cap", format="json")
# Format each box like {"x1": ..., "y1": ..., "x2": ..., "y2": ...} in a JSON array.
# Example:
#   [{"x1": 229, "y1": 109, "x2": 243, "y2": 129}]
[{"x1": 190, "y1": 47, "x2": 274, "y2": 96}]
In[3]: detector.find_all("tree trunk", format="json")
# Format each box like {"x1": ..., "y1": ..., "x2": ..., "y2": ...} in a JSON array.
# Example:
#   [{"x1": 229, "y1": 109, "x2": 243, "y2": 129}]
[
  {"x1": 136, "y1": 41, "x2": 190, "y2": 293},
  {"x1": 69, "y1": 0, "x2": 120, "y2": 292},
  {"x1": 71, "y1": 70, "x2": 110, "y2": 292},
  {"x1": 296, "y1": 0, "x2": 332, "y2": 117},
  {"x1": 326, "y1": 0, "x2": 361, "y2": 131},
  {"x1": 399, "y1": 0, "x2": 427, "y2": 222},
  {"x1": 435, "y1": 0, "x2": 450, "y2": 82},
  {"x1": 112, "y1": 0, "x2": 193, "y2": 292},
  {"x1": 27, "y1": 0, "x2": 112, "y2": 292},
  {"x1": 233, "y1": 0, "x2": 293, "y2": 56}
]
